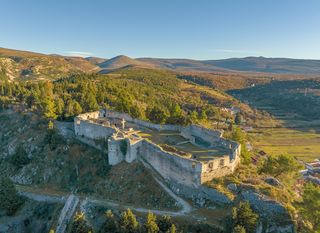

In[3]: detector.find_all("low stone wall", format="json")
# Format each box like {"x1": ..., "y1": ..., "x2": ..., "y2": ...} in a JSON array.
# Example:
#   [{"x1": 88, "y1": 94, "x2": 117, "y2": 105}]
[{"x1": 139, "y1": 140, "x2": 202, "y2": 187}]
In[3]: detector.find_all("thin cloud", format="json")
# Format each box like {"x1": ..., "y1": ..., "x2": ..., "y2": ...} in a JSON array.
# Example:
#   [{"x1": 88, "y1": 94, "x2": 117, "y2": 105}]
[
  {"x1": 213, "y1": 49, "x2": 260, "y2": 54},
  {"x1": 65, "y1": 51, "x2": 94, "y2": 57}
]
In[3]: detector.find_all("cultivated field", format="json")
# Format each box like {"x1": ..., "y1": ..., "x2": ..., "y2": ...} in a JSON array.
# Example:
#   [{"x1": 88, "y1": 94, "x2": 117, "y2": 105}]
[{"x1": 248, "y1": 122, "x2": 320, "y2": 162}]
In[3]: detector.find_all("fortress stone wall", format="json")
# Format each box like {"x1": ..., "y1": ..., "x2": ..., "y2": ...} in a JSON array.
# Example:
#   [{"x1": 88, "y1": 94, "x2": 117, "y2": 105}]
[
  {"x1": 181, "y1": 125, "x2": 222, "y2": 144},
  {"x1": 140, "y1": 140, "x2": 203, "y2": 187},
  {"x1": 74, "y1": 112, "x2": 116, "y2": 139},
  {"x1": 74, "y1": 109, "x2": 241, "y2": 187}
]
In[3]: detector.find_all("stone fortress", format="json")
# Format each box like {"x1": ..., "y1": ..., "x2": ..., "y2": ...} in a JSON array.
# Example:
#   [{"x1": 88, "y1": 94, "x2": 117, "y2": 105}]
[{"x1": 74, "y1": 109, "x2": 241, "y2": 188}]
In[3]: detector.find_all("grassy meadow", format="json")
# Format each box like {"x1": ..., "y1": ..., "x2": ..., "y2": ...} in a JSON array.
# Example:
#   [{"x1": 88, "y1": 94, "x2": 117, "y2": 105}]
[{"x1": 248, "y1": 122, "x2": 320, "y2": 162}]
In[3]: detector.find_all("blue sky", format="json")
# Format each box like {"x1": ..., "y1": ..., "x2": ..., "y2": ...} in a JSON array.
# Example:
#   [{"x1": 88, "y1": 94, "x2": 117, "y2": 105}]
[{"x1": 1, "y1": 0, "x2": 320, "y2": 59}]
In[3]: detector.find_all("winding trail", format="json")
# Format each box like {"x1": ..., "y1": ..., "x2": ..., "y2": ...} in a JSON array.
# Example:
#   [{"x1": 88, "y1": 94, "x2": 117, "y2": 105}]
[{"x1": 17, "y1": 181, "x2": 192, "y2": 217}]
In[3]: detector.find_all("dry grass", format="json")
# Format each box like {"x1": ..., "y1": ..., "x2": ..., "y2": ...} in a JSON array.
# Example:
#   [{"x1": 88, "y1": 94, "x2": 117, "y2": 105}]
[{"x1": 248, "y1": 126, "x2": 320, "y2": 162}]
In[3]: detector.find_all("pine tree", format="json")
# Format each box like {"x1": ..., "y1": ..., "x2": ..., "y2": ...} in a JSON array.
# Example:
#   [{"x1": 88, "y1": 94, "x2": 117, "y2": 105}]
[
  {"x1": 232, "y1": 202, "x2": 258, "y2": 233},
  {"x1": 190, "y1": 110, "x2": 198, "y2": 123},
  {"x1": 158, "y1": 215, "x2": 173, "y2": 232},
  {"x1": 82, "y1": 91, "x2": 99, "y2": 112},
  {"x1": 299, "y1": 183, "x2": 320, "y2": 231},
  {"x1": 145, "y1": 211, "x2": 159, "y2": 233},
  {"x1": 199, "y1": 109, "x2": 207, "y2": 121},
  {"x1": 70, "y1": 212, "x2": 92, "y2": 233},
  {"x1": 166, "y1": 224, "x2": 177, "y2": 233},
  {"x1": 146, "y1": 106, "x2": 168, "y2": 124},
  {"x1": 72, "y1": 100, "x2": 83, "y2": 116},
  {"x1": 99, "y1": 210, "x2": 119, "y2": 233},
  {"x1": 233, "y1": 225, "x2": 246, "y2": 233},
  {"x1": 10, "y1": 145, "x2": 30, "y2": 168},
  {"x1": 235, "y1": 112, "x2": 242, "y2": 125},
  {"x1": 119, "y1": 208, "x2": 139, "y2": 233},
  {"x1": 54, "y1": 98, "x2": 65, "y2": 118},
  {"x1": 42, "y1": 97, "x2": 57, "y2": 120}
]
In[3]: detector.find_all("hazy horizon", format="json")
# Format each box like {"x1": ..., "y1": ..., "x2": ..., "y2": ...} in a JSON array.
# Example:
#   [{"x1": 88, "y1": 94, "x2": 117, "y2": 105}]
[{"x1": 1, "y1": 0, "x2": 320, "y2": 60}]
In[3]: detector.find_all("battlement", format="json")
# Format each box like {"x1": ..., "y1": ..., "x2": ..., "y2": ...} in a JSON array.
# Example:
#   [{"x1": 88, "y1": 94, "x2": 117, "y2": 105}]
[{"x1": 74, "y1": 109, "x2": 241, "y2": 187}]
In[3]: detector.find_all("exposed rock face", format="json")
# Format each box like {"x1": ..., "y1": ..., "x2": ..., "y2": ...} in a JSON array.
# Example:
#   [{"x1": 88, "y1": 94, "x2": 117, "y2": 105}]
[
  {"x1": 11, "y1": 166, "x2": 38, "y2": 185},
  {"x1": 169, "y1": 182, "x2": 232, "y2": 207},
  {"x1": 227, "y1": 183, "x2": 238, "y2": 192},
  {"x1": 240, "y1": 190, "x2": 295, "y2": 233},
  {"x1": 264, "y1": 177, "x2": 282, "y2": 187}
]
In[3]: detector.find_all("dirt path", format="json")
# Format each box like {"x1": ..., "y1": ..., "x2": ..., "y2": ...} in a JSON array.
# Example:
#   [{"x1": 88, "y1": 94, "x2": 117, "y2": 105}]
[
  {"x1": 154, "y1": 178, "x2": 192, "y2": 215},
  {"x1": 18, "y1": 190, "x2": 66, "y2": 203},
  {"x1": 18, "y1": 186, "x2": 192, "y2": 217}
]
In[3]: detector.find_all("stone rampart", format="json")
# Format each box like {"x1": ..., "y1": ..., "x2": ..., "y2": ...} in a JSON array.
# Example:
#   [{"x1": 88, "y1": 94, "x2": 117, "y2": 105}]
[
  {"x1": 139, "y1": 140, "x2": 202, "y2": 187},
  {"x1": 104, "y1": 109, "x2": 180, "y2": 131},
  {"x1": 74, "y1": 109, "x2": 241, "y2": 187},
  {"x1": 200, "y1": 155, "x2": 240, "y2": 184},
  {"x1": 74, "y1": 118, "x2": 116, "y2": 139},
  {"x1": 181, "y1": 125, "x2": 223, "y2": 145}
]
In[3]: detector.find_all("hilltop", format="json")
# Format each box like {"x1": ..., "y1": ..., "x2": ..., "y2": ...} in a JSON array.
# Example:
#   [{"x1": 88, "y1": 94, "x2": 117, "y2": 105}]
[
  {"x1": 2, "y1": 47, "x2": 320, "y2": 83},
  {"x1": 97, "y1": 55, "x2": 155, "y2": 73},
  {"x1": 0, "y1": 47, "x2": 100, "y2": 80}
]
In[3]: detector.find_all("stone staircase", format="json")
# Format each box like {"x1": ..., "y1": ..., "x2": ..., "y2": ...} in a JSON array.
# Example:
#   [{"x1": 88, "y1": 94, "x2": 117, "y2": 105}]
[{"x1": 55, "y1": 195, "x2": 79, "y2": 233}]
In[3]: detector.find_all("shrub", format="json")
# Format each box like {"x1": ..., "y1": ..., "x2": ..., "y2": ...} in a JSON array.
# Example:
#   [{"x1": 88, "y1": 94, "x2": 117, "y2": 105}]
[
  {"x1": 233, "y1": 225, "x2": 246, "y2": 233},
  {"x1": 259, "y1": 154, "x2": 302, "y2": 178},
  {"x1": 99, "y1": 210, "x2": 119, "y2": 233},
  {"x1": 10, "y1": 145, "x2": 30, "y2": 168},
  {"x1": 45, "y1": 128, "x2": 63, "y2": 150},
  {"x1": 232, "y1": 201, "x2": 258, "y2": 233},
  {"x1": 69, "y1": 212, "x2": 92, "y2": 233},
  {"x1": 0, "y1": 177, "x2": 24, "y2": 215},
  {"x1": 298, "y1": 182, "x2": 320, "y2": 232},
  {"x1": 157, "y1": 215, "x2": 173, "y2": 232}
]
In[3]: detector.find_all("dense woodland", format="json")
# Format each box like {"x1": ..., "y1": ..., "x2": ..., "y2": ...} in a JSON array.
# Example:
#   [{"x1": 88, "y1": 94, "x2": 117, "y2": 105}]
[{"x1": 0, "y1": 68, "x2": 241, "y2": 126}]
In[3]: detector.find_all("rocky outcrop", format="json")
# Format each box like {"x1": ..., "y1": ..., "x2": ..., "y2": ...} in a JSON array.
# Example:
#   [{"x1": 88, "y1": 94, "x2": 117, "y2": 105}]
[
  {"x1": 240, "y1": 190, "x2": 295, "y2": 233},
  {"x1": 264, "y1": 177, "x2": 282, "y2": 187},
  {"x1": 169, "y1": 182, "x2": 232, "y2": 207}
]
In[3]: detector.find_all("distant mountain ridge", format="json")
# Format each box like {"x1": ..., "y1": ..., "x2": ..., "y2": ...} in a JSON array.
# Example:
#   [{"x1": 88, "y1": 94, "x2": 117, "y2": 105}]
[
  {"x1": 137, "y1": 57, "x2": 320, "y2": 74},
  {"x1": 1, "y1": 47, "x2": 320, "y2": 80},
  {"x1": 91, "y1": 55, "x2": 320, "y2": 75}
]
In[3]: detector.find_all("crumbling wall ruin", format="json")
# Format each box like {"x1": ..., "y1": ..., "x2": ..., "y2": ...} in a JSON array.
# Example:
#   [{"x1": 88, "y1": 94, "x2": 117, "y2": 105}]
[
  {"x1": 139, "y1": 140, "x2": 202, "y2": 187},
  {"x1": 74, "y1": 111, "x2": 116, "y2": 139},
  {"x1": 74, "y1": 109, "x2": 241, "y2": 187}
]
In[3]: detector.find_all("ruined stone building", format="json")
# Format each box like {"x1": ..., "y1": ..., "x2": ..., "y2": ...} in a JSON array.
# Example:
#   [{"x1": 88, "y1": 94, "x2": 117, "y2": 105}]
[{"x1": 74, "y1": 109, "x2": 241, "y2": 188}]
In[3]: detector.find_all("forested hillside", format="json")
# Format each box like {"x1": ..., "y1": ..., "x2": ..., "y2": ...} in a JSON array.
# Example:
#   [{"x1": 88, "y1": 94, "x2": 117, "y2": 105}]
[{"x1": 0, "y1": 67, "x2": 270, "y2": 127}]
